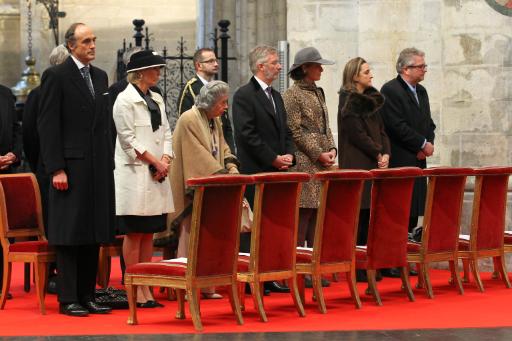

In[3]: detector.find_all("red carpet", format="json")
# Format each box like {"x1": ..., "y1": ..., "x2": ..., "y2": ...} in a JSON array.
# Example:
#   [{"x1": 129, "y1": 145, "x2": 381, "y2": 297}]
[{"x1": 1, "y1": 259, "x2": 511, "y2": 336}]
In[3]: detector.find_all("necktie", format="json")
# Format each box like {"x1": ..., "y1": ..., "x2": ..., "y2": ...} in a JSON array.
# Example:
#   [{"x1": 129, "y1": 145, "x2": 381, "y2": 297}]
[
  {"x1": 265, "y1": 86, "x2": 276, "y2": 112},
  {"x1": 411, "y1": 87, "x2": 419, "y2": 104},
  {"x1": 80, "y1": 66, "x2": 95, "y2": 98}
]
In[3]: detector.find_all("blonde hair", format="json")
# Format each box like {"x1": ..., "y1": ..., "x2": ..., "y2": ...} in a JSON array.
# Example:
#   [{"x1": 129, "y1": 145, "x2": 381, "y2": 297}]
[
  {"x1": 127, "y1": 71, "x2": 142, "y2": 84},
  {"x1": 341, "y1": 57, "x2": 367, "y2": 92}
]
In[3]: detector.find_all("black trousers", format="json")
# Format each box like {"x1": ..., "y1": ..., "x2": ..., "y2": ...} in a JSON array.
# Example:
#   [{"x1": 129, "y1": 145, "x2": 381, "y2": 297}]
[{"x1": 55, "y1": 244, "x2": 99, "y2": 304}]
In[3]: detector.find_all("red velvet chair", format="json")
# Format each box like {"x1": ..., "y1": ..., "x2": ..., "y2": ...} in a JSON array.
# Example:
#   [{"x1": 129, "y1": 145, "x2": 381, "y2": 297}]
[
  {"x1": 237, "y1": 172, "x2": 310, "y2": 322},
  {"x1": 124, "y1": 174, "x2": 253, "y2": 331},
  {"x1": 295, "y1": 169, "x2": 372, "y2": 313},
  {"x1": 0, "y1": 173, "x2": 55, "y2": 314},
  {"x1": 356, "y1": 167, "x2": 423, "y2": 306},
  {"x1": 458, "y1": 166, "x2": 512, "y2": 292},
  {"x1": 407, "y1": 167, "x2": 473, "y2": 298}
]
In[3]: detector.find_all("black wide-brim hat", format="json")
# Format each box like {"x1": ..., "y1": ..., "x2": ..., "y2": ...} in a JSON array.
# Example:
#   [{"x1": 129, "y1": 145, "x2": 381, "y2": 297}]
[
  {"x1": 126, "y1": 50, "x2": 166, "y2": 73},
  {"x1": 288, "y1": 47, "x2": 335, "y2": 73}
]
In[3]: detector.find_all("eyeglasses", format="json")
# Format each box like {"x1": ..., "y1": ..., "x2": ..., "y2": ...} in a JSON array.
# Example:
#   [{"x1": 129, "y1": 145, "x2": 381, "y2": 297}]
[
  {"x1": 408, "y1": 64, "x2": 428, "y2": 70},
  {"x1": 199, "y1": 58, "x2": 218, "y2": 64}
]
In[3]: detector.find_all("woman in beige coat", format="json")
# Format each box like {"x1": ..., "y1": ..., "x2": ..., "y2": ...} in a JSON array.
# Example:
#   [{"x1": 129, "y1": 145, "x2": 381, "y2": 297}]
[
  {"x1": 170, "y1": 80, "x2": 239, "y2": 299},
  {"x1": 283, "y1": 47, "x2": 337, "y2": 251}
]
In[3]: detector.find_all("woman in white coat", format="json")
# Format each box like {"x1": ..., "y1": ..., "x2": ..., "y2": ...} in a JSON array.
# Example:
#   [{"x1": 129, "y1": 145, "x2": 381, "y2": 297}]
[{"x1": 113, "y1": 50, "x2": 174, "y2": 308}]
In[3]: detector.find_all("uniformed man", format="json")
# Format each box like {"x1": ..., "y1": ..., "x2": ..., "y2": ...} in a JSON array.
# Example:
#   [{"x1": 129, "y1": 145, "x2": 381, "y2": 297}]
[{"x1": 174, "y1": 48, "x2": 235, "y2": 152}]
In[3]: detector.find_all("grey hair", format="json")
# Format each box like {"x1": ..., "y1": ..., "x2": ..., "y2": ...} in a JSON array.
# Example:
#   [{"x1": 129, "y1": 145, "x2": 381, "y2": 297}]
[
  {"x1": 49, "y1": 44, "x2": 69, "y2": 66},
  {"x1": 122, "y1": 46, "x2": 144, "y2": 66},
  {"x1": 195, "y1": 80, "x2": 229, "y2": 111},
  {"x1": 396, "y1": 47, "x2": 425, "y2": 74},
  {"x1": 249, "y1": 45, "x2": 277, "y2": 74}
]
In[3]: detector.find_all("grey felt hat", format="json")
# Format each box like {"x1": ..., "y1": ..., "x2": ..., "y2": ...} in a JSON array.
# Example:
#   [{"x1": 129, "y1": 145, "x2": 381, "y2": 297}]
[{"x1": 288, "y1": 47, "x2": 335, "y2": 73}]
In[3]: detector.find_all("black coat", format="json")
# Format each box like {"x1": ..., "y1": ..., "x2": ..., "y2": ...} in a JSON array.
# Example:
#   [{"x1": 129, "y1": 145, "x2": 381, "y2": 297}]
[
  {"x1": 22, "y1": 86, "x2": 41, "y2": 173},
  {"x1": 233, "y1": 77, "x2": 296, "y2": 173},
  {"x1": 0, "y1": 85, "x2": 22, "y2": 166},
  {"x1": 380, "y1": 75, "x2": 436, "y2": 216},
  {"x1": 338, "y1": 87, "x2": 389, "y2": 209},
  {"x1": 38, "y1": 57, "x2": 115, "y2": 245},
  {"x1": 176, "y1": 75, "x2": 235, "y2": 152}
]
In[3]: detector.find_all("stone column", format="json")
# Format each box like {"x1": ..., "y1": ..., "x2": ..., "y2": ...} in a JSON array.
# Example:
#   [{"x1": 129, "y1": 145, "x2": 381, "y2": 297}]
[{"x1": 0, "y1": 1, "x2": 21, "y2": 86}]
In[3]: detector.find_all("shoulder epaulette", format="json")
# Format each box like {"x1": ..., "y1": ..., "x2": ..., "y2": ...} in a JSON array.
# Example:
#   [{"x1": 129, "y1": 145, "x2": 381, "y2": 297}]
[{"x1": 178, "y1": 77, "x2": 198, "y2": 115}]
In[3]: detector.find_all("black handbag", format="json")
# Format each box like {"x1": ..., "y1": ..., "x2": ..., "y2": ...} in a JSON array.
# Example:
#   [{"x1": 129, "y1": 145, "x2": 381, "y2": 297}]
[{"x1": 95, "y1": 287, "x2": 129, "y2": 309}]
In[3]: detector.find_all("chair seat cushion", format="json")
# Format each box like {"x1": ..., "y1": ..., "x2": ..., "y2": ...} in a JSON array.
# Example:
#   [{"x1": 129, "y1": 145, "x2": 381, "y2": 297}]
[
  {"x1": 407, "y1": 241, "x2": 421, "y2": 253},
  {"x1": 355, "y1": 245, "x2": 368, "y2": 269},
  {"x1": 237, "y1": 253, "x2": 250, "y2": 272},
  {"x1": 296, "y1": 247, "x2": 313, "y2": 264},
  {"x1": 505, "y1": 231, "x2": 512, "y2": 245},
  {"x1": 9, "y1": 240, "x2": 51, "y2": 253},
  {"x1": 126, "y1": 258, "x2": 187, "y2": 277}
]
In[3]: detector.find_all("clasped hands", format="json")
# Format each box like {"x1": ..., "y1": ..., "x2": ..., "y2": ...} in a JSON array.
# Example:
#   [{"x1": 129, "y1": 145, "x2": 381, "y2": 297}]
[
  {"x1": 318, "y1": 149, "x2": 336, "y2": 168},
  {"x1": 377, "y1": 153, "x2": 390, "y2": 169},
  {"x1": 272, "y1": 154, "x2": 294, "y2": 170},
  {"x1": 151, "y1": 155, "x2": 171, "y2": 182},
  {"x1": 416, "y1": 142, "x2": 434, "y2": 160},
  {"x1": 0, "y1": 152, "x2": 16, "y2": 170}
]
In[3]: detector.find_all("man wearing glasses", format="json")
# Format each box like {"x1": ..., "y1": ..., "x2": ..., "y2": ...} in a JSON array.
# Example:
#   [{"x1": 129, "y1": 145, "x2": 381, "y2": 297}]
[
  {"x1": 380, "y1": 47, "x2": 436, "y2": 259},
  {"x1": 175, "y1": 48, "x2": 235, "y2": 152}
]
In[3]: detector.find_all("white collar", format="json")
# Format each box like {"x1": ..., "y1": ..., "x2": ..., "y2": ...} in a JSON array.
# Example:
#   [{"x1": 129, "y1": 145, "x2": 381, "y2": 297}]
[
  {"x1": 123, "y1": 83, "x2": 164, "y2": 105},
  {"x1": 254, "y1": 76, "x2": 272, "y2": 92},
  {"x1": 196, "y1": 74, "x2": 210, "y2": 85},
  {"x1": 71, "y1": 55, "x2": 88, "y2": 70}
]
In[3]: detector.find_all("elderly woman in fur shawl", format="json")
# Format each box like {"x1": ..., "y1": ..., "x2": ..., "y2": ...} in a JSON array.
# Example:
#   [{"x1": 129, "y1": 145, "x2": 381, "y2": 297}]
[
  {"x1": 170, "y1": 80, "x2": 239, "y2": 298},
  {"x1": 337, "y1": 57, "x2": 390, "y2": 280}
]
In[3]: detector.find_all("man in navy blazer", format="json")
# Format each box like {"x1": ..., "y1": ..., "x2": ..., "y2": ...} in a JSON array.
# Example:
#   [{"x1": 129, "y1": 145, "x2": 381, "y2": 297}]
[
  {"x1": 232, "y1": 45, "x2": 296, "y2": 293},
  {"x1": 38, "y1": 23, "x2": 115, "y2": 317}
]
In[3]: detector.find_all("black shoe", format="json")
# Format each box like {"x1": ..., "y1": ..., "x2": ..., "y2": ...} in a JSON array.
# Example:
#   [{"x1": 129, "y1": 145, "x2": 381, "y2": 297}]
[
  {"x1": 82, "y1": 301, "x2": 112, "y2": 314},
  {"x1": 409, "y1": 269, "x2": 418, "y2": 276},
  {"x1": 1, "y1": 292, "x2": 13, "y2": 300},
  {"x1": 381, "y1": 268, "x2": 401, "y2": 278},
  {"x1": 59, "y1": 303, "x2": 89, "y2": 317},
  {"x1": 264, "y1": 281, "x2": 290, "y2": 293},
  {"x1": 47, "y1": 277, "x2": 57, "y2": 295},
  {"x1": 245, "y1": 283, "x2": 270, "y2": 296},
  {"x1": 136, "y1": 300, "x2": 164, "y2": 308}
]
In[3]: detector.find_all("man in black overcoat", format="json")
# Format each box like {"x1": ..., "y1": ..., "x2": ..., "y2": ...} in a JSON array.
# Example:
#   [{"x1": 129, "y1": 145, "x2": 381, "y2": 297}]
[
  {"x1": 0, "y1": 84, "x2": 22, "y2": 299},
  {"x1": 232, "y1": 45, "x2": 296, "y2": 293},
  {"x1": 380, "y1": 47, "x2": 436, "y2": 232},
  {"x1": 38, "y1": 23, "x2": 115, "y2": 317},
  {"x1": 174, "y1": 48, "x2": 235, "y2": 152}
]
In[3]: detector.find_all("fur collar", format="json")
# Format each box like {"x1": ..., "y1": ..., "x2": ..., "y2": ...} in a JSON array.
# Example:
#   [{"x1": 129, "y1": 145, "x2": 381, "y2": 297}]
[{"x1": 340, "y1": 87, "x2": 384, "y2": 118}]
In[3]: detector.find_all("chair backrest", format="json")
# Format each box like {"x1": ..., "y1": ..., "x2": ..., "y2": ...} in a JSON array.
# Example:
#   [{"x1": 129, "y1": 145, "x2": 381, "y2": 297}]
[
  {"x1": 470, "y1": 167, "x2": 512, "y2": 251},
  {"x1": 314, "y1": 170, "x2": 372, "y2": 264},
  {"x1": 186, "y1": 175, "x2": 254, "y2": 277},
  {"x1": 421, "y1": 167, "x2": 473, "y2": 253},
  {"x1": 0, "y1": 173, "x2": 45, "y2": 249},
  {"x1": 251, "y1": 172, "x2": 310, "y2": 273},
  {"x1": 366, "y1": 167, "x2": 423, "y2": 269}
]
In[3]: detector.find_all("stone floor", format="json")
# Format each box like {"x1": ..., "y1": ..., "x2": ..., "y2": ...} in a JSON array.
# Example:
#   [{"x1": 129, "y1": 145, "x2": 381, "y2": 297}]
[{"x1": 3, "y1": 328, "x2": 512, "y2": 341}]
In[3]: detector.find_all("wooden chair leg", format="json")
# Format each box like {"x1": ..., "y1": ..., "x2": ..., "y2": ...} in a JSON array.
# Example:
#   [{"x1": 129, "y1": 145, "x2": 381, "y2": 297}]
[
  {"x1": 492, "y1": 256, "x2": 500, "y2": 279},
  {"x1": 125, "y1": 282, "x2": 138, "y2": 325},
  {"x1": 470, "y1": 258, "x2": 484, "y2": 292},
  {"x1": 228, "y1": 283, "x2": 244, "y2": 325},
  {"x1": 462, "y1": 258, "x2": 470, "y2": 283},
  {"x1": 367, "y1": 269, "x2": 382, "y2": 306},
  {"x1": 97, "y1": 247, "x2": 108, "y2": 288},
  {"x1": 420, "y1": 263, "x2": 433, "y2": 299},
  {"x1": 345, "y1": 269, "x2": 361, "y2": 309},
  {"x1": 400, "y1": 267, "x2": 415, "y2": 302},
  {"x1": 449, "y1": 260, "x2": 464, "y2": 295},
  {"x1": 290, "y1": 275, "x2": 306, "y2": 317},
  {"x1": 416, "y1": 263, "x2": 425, "y2": 289},
  {"x1": 238, "y1": 282, "x2": 246, "y2": 311},
  {"x1": 311, "y1": 274, "x2": 326, "y2": 314},
  {"x1": 34, "y1": 261, "x2": 47, "y2": 314},
  {"x1": 251, "y1": 281, "x2": 267, "y2": 322},
  {"x1": 495, "y1": 255, "x2": 511, "y2": 288},
  {"x1": 175, "y1": 289, "x2": 186, "y2": 319},
  {"x1": 296, "y1": 274, "x2": 305, "y2": 306},
  {"x1": 331, "y1": 272, "x2": 339, "y2": 282},
  {"x1": 187, "y1": 286, "x2": 203, "y2": 331},
  {"x1": 0, "y1": 261, "x2": 12, "y2": 309}
]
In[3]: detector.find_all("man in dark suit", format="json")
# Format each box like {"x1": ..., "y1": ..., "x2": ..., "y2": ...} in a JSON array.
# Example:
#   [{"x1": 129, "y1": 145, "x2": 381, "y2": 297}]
[
  {"x1": 380, "y1": 47, "x2": 436, "y2": 276},
  {"x1": 38, "y1": 23, "x2": 115, "y2": 317},
  {"x1": 232, "y1": 45, "x2": 296, "y2": 293},
  {"x1": 174, "y1": 48, "x2": 235, "y2": 152},
  {"x1": 0, "y1": 84, "x2": 22, "y2": 300}
]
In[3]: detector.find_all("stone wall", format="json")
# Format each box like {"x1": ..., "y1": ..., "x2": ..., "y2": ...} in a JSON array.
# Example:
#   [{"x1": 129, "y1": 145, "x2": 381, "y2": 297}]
[
  {"x1": 18, "y1": 0, "x2": 196, "y2": 84},
  {"x1": 287, "y1": 0, "x2": 512, "y2": 234},
  {"x1": 0, "y1": 0, "x2": 20, "y2": 87}
]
